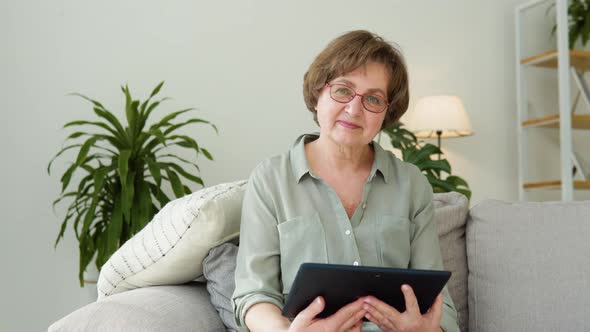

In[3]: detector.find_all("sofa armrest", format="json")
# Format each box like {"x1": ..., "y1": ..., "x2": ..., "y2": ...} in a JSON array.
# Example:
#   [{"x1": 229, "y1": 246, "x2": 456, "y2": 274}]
[{"x1": 48, "y1": 282, "x2": 225, "y2": 332}]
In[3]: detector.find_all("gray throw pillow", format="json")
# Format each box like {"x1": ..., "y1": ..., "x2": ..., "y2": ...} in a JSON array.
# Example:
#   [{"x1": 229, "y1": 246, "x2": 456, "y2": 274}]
[
  {"x1": 433, "y1": 192, "x2": 469, "y2": 332},
  {"x1": 202, "y1": 242, "x2": 239, "y2": 332}
]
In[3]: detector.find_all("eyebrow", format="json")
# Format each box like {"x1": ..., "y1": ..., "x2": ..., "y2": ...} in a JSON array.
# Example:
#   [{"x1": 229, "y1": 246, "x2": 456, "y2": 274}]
[{"x1": 332, "y1": 79, "x2": 387, "y2": 97}]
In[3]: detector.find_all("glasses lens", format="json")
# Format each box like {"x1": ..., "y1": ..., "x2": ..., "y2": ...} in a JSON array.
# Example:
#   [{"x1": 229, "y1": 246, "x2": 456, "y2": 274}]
[
  {"x1": 362, "y1": 95, "x2": 387, "y2": 113},
  {"x1": 330, "y1": 84, "x2": 354, "y2": 102}
]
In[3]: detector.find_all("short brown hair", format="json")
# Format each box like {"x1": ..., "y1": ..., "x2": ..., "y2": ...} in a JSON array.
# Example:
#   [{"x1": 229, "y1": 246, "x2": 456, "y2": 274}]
[{"x1": 303, "y1": 30, "x2": 409, "y2": 129}]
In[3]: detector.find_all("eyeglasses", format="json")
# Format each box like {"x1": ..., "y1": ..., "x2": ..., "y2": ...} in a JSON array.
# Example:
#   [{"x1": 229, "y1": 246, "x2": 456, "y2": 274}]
[{"x1": 326, "y1": 83, "x2": 390, "y2": 113}]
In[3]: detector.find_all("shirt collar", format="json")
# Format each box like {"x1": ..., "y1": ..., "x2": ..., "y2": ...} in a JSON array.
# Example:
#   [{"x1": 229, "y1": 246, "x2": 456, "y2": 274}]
[
  {"x1": 371, "y1": 140, "x2": 391, "y2": 184},
  {"x1": 289, "y1": 133, "x2": 391, "y2": 184},
  {"x1": 289, "y1": 133, "x2": 317, "y2": 182}
]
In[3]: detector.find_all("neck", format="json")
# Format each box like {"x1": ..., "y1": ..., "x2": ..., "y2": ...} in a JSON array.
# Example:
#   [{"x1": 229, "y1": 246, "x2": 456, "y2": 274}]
[{"x1": 309, "y1": 135, "x2": 374, "y2": 173}]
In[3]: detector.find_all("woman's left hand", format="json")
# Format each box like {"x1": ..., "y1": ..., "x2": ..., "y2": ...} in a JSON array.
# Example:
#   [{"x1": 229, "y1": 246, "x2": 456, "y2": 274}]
[{"x1": 361, "y1": 284, "x2": 443, "y2": 332}]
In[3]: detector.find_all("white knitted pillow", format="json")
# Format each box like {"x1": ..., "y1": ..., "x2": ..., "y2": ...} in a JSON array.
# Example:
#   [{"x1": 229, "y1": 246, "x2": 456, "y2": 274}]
[{"x1": 96, "y1": 180, "x2": 247, "y2": 299}]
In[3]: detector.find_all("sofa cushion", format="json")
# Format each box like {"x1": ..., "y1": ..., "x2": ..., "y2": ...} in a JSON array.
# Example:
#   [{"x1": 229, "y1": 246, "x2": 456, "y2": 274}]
[
  {"x1": 48, "y1": 283, "x2": 225, "y2": 332},
  {"x1": 203, "y1": 242, "x2": 239, "y2": 332},
  {"x1": 97, "y1": 180, "x2": 247, "y2": 299},
  {"x1": 467, "y1": 200, "x2": 590, "y2": 332},
  {"x1": 433, "y1": 192, "x2": 469, "y2": 332}
]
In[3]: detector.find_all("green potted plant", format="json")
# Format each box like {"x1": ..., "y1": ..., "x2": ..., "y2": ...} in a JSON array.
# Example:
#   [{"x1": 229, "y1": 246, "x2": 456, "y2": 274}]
[
  {"x1": 548, "y1": 0, "x2": 590, "y2": 49},
  {"x1": 48, "y1": 82, "x2": 216, "y2": 286},
  {"x1": 381, "y1": 122, "x2": 471, "y2": 199}
]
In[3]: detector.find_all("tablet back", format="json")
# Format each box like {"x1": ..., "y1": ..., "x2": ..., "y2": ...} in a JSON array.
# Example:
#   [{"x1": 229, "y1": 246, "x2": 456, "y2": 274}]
[{"x1": 282, "y1": 263, "x2": 451, "y2": 319}]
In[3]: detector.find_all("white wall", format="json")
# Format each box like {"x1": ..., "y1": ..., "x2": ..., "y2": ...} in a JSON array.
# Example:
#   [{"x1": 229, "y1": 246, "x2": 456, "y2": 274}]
[{"x1": 2, "y1": 0, "x2": 584, "y2": 330}]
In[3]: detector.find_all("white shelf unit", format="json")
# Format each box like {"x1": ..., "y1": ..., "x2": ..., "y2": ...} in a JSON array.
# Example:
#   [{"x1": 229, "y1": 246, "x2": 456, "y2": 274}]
[{"x1": 516, "y1": 0, "x2": 590, "y2": 201}]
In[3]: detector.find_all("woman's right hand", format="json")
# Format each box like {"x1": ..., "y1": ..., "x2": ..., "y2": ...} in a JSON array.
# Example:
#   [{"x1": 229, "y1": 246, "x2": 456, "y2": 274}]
[{"x1": 289, "y1": 296, "x2": 367, "y2": 332}]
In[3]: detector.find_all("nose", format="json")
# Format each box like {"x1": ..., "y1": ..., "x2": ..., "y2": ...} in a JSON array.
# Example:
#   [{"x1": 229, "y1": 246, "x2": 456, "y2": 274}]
[{"x1": 345, "y1": 94, "x2": 364, "y2": 117}]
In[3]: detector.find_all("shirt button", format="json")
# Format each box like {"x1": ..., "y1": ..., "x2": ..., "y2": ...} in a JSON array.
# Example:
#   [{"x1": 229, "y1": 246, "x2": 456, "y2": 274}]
[
  {"x1": 345, "y1": 230, "x2": 351, "y2": 235},
  {"x1": 362, "y1": 203, "x2": 367, "y2": 209},
  {"x1": 353, "y1": 261, "x2": 359, "y2": 266}
]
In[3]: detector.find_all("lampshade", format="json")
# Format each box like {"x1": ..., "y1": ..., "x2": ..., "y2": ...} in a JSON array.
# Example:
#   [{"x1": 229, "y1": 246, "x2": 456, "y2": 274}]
[{"x1": 406, "y1": 95, "x2": 473, "y2": 138}]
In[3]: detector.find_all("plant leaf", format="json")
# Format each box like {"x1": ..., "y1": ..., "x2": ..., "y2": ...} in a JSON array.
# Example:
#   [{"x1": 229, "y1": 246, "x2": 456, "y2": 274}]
[
  {"x1": 78, "y1": 223, "x2": 98, "y2": 286},
  {"x1": 410, "y1": 143, "x2": 441, "y2": 164},
  {"x1": 162, "y1": 118, "x2": 214, "y2": 136},
  {"x1": 200, "y1": 148, "x2": 213, "y2": 161},
  {"x1": 446, "y1": 175, "x2": 469, "y2": 188},
  {"x1": 146, "y1": 158, "x2": 162, "y2": 187},
  {"x1": 150, "y1": 81, "x2": 165, "y2": 99},
  {"x1": 54, "y1": 211, "x2": 74, "y2": 248},
  {"x1": 167, "y1": 135, "x2": 200, "y2": 155},
  {"x1": 128, "y1": 100, "x2": 140, "y2": 140},
  {"x1": 106, "y1": 192, "x2": 123, "y2": 256},
  {"x1": 118, "y1": 150, "x2": 131, "y2": 192},
  {"x1": 68, "y1": 92, "x2": 105, "y2": 109},
  {"x1": 159, "y1": 162, "x2": 203, "y2": 186},
  {"x1": 165, "y1": 168, "x2": 184, "y2": 198},
  {"x1": 75, "y1": 137, "x2": 99, "y2": 166},
  {"x1": 418, "y1": 159, "x2": 451, "y2": 174},
  {"x1": 143, "y1": 100, "x2": 161, "y2": 120},
  {"x1": 428, "y1": 177, "x2": 456, "y2": 192},
  {"x1": 157, "y1": 153, "x2": 200, "y2": 172},
  {"x1": 135, "y1": 179, "x2": 152, "y2": 234},
  {"x1": 92, "y1": 107, "x2": 129, "y2": 146},
  {"x1": 64, "y1": 120, "x2": 123, "y2": 143},
  {"x1": 148, "y1": 182, "x2": 170, "y2": 208},
  {"x1": 121, "y1": 170, "x2": 135, "y2": 223},
  {"x1": 150, "y1": 108, "x2": 194, "y2": 131},
  {"x1": 582, "y1": 10, "x2": 590, "y2": 45},
  {"x1": 48, "y1": 144, "x2": 82, "y2": 174},
  {"x1": 381, "y1": 122, "x2": 471, "y2": 199},
  {"x1": 149, "y1": 128, "x2": 167, "y2": 147},
  {"x1": 60, "y1": 163, "x2": 78, "y2": 193}
]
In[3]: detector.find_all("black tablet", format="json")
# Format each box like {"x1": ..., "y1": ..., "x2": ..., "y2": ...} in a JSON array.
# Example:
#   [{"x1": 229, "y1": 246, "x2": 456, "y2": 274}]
[{"x1": 281, "y1": 263, "x2": 451, "y2": 319}]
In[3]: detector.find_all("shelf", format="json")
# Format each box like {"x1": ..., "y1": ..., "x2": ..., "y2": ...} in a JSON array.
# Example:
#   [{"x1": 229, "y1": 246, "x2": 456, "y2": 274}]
[
  {"x1": 516, "y1": 2, "x2": 587, "y2": 201},
  {"x1": 521, "y1": 50, "x2": 590, "y2": 71},
  {"x1": 523, "y1": 180, "x2": 590, "y2": 190},
  {"x1": 522, "y1": 114, "x2": 590, "y2": 129}
]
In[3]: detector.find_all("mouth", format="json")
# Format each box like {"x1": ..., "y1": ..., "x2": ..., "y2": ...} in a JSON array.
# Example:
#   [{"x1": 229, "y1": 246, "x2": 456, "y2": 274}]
[{"x1": 337, "y1": 120, "x2": 361, "y2": 129}]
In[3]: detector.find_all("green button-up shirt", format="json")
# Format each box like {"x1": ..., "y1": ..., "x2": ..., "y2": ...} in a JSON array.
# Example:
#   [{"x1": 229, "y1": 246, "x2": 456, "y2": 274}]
[{"x1": 232, "y1": 134, "x2": 459, "y2": 332}]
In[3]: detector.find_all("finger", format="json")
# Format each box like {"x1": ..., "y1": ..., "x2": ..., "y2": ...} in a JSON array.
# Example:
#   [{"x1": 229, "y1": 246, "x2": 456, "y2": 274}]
[
  {"x1": 362, "y1": 296, "x2": 401, "y2": 321},
  {"x1": 349, "y1": 321, "x2": 363, "y2": 332},
  {"x1": 329, "y1": 298, "x2": 365, "y2": 326},
  {"x1": 340, "y1": 306, "x2": 367, "y2": 331},
  {"x1": 344, "y1": 321, "x2": 362, "y2": 332},
  {"x1": 425, "y1": 293, "x2": 443, "y2": 324},
  {"x1": 364, "y1": 311, "x2": 392, "y2": 332},
  {"x1": 293, "y1": 296, "x2": 325, "y2": 325},
  {"x1": 401, "y1": 284, "x2": 420, "y2": 314},
  {"x1": 363, "y1": 302, "x2": 395, "y2": 331}
]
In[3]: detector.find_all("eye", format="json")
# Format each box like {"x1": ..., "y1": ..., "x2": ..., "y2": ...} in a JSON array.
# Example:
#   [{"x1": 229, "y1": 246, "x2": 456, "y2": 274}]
[
  {"x1": 333, "y1": 86, "x2": 353, "y2": 97},
  {"x1": 365, "y1": 95, "x2": 385, "y2": 106}
]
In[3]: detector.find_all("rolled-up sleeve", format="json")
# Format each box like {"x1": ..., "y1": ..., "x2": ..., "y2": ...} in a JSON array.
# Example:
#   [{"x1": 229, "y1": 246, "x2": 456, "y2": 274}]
[
  {"x1": 408, "y1": 167, "x2": 460, "y2": 332},
  {"x1": 232, "y1": 163, "x2": 284, "y2": 328}
]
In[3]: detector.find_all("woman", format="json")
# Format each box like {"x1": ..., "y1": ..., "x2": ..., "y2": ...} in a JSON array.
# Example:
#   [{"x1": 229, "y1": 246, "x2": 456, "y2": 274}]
[{"x1": 232, "y1": 30, "x2": 460, "y2": 332}]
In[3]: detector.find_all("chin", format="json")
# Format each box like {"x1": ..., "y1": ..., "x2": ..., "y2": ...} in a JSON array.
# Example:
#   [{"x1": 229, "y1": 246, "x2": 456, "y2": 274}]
[{"x1": 330, "y1": 132, "x2": 369, "y2": 147}]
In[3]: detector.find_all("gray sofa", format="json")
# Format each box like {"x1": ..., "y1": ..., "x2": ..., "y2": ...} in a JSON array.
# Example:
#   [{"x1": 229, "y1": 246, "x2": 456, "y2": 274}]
[{"x1": 49, "y1": 192, "x2": 590, "y2": 332}]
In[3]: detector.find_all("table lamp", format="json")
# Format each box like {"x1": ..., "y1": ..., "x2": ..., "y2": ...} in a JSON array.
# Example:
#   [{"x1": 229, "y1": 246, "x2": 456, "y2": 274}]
[{"x1": 407, "y1": 95, "x2": 473, "y2": 151}]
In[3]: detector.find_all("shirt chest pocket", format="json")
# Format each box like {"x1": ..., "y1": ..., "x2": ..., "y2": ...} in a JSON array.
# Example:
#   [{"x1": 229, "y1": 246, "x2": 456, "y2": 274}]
[
  {"x1": 277, "y1": 213, "x2": 328, "y2": 293},
  {"x1": 377, "y1": 215, "x2": 412, "y2": 267}
]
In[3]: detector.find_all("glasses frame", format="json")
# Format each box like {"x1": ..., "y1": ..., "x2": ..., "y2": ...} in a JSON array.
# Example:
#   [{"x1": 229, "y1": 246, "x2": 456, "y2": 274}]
[{"x1": 325, "y1": 83, "x2": 390, "y2": 114}]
